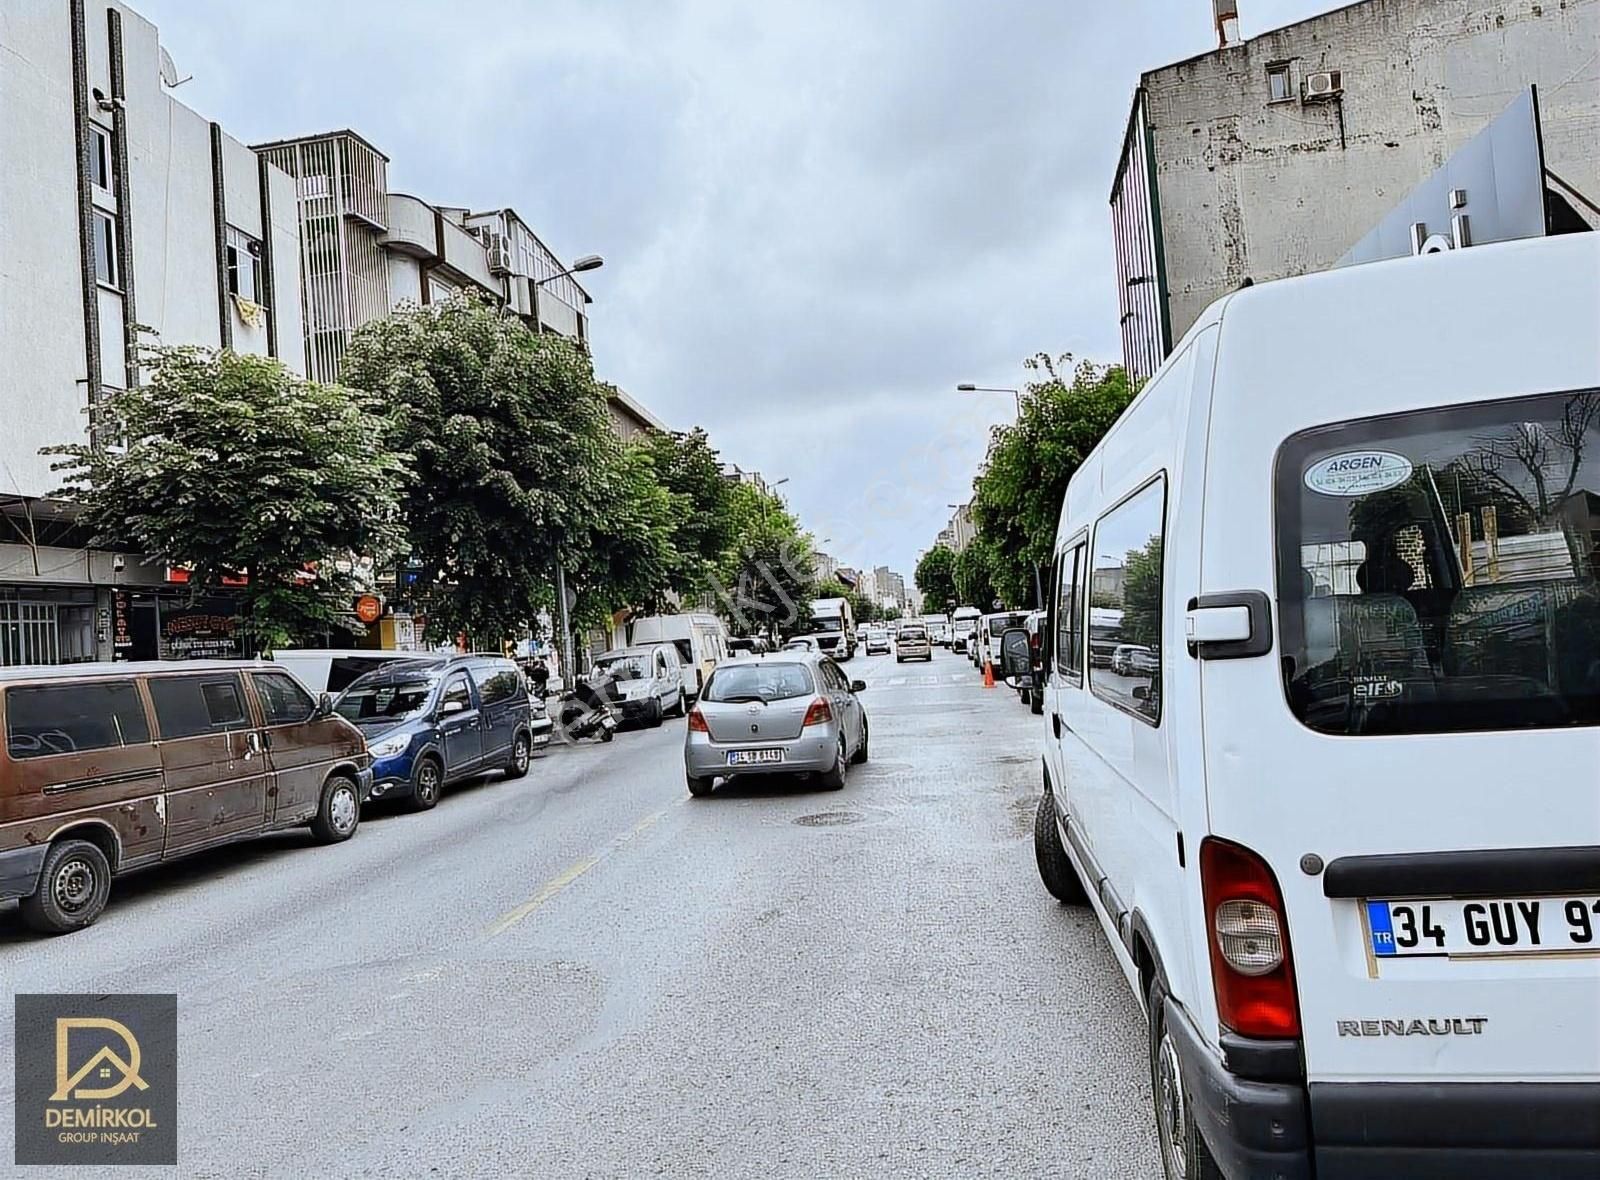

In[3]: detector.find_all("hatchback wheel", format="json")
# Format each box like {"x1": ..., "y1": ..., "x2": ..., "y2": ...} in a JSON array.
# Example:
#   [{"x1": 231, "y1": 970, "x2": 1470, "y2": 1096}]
[
  {"x1": 850, "y1": 718, "x2": 870, "y2": 764},
  {"x1": 410, "y1": 757, "x2": 443, "y2": 812},
  {"x1": 20, "y1": 839, "x2": 112, "y2": 935},
  {"x1": 311, "y1": 774, "x2": 361, "y2": 843},
  {"x1": 686, "y1": 772, "x2": 714, "y2": 798},
  {"x1": 819, "y1": 735, "x2": 847, "y2": 790}
]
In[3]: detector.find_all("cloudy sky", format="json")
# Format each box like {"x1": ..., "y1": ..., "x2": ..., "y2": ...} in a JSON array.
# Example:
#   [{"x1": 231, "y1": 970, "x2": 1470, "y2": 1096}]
[{"x1": 136, "y1": 0, "x2": 1336, "y2": 580}]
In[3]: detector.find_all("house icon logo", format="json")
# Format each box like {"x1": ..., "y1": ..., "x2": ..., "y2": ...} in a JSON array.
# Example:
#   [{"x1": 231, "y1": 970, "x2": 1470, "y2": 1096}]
[{"x1": 50, "y1": 1017, "x2": 149, "y2": 1102}]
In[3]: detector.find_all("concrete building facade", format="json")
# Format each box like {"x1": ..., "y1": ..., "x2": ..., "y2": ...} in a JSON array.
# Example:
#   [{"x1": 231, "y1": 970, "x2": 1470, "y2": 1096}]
[
  {"x1": 0, "y1": 0, "x2": 305, "y2": 665},
  {"x1": 252, "y1": 130, "x2": 595, "y2": 385},
  {"x1": 1111, "y1": 0, "x2": 1600, "y2": 380}
]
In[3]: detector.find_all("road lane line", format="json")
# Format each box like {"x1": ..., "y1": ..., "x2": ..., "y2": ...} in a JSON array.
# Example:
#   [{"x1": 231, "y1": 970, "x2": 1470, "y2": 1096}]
[{"x1": 484, "y1": 806, "x2": 669, "y2": 937}]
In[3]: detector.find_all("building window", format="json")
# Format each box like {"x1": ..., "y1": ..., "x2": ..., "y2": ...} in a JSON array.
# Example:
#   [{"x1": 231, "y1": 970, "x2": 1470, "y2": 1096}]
[
  {"x1": 89, "y1": 124, "x2": 113, "y2": 191},
  {"x1": 93, "y1": 209, "x2": 119, "y2": 288},
  {"x1": 1267, "y1": 62, "x2": 1294, "y2": 104},
  {"x1": 225, "y1": 226, "x2": 263, "y2": 304}
]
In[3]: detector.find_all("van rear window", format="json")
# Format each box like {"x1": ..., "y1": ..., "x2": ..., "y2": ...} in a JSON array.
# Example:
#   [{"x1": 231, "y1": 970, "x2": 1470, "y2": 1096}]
[{"x1": 1276, "y1": 390, "x2": 1600, "y2": 735}]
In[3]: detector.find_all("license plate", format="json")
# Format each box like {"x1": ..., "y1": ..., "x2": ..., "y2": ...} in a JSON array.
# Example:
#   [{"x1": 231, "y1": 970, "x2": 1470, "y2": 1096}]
[
  {"x1": 726, "y1": 748, "x2": 783, "y2": 766},
  {"x1": 1366, "y1": 895, "x2": 1600, "y2": 959}
]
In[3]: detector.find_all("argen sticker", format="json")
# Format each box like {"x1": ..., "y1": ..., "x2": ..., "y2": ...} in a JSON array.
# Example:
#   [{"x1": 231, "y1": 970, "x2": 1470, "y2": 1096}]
[{"x1": 1304, "y1": 450, "x2": 1413, "y2": 497}]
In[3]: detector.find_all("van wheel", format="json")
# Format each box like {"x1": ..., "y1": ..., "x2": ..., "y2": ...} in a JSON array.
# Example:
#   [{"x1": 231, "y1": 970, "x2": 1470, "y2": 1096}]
[
  {"x1": 649, "y1": 699, "x2": 665, "y2": 728},
  {"x1": 686, "y1": 772, "x2": 714, "y2": 798},
  {"x1": 1034, "y1": 792, "x2": 1088, "y2": 904},
  {"x1": 409, "y1": 757, "x2": 443, "y2": 812},
  {"x1": 669, "y1": 689, "x2": 686, "y2": 718},
  {"x1": 20, "y1": 839, "x2": 112, "y2": 935},
  {"x1": 505, "y1": 733, "x2": 532, "y2": 779},
  {"x1": 311, "y1": 774, "x2": 361, "y2": 842},
  {"x1": 1148, "y1": 976, "x2": 1225, "y2": 1180}
]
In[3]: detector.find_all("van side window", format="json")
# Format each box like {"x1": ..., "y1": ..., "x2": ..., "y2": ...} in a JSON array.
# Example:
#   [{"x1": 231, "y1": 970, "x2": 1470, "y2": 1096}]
[
  {"x1": 1056, "y1": 542, "x2": 1087, "y2": 681},
  {"x1": 149, "y1": 674, "x2": 251, "y2": 740},
  {"x1": 442, "y1": 674, "x2": 473, "y2": 712},
  {"x1": 1090, "y1": 477, "x2": 1166, "y2": 723},
  {"x1": 5, "y1": 681, "x2": 151, "y2": 759},
  {"x1": 252, "y1": 672, "x2": 315, "y2": 726},
  {"x1": 474, "y1": 665, "x2": 518, "y2": 705}
]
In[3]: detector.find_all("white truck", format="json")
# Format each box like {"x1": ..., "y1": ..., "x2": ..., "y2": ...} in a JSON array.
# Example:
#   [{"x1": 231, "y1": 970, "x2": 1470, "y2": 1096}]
[
  {"x1": 626, "y1": 613, "x2": 729, "y2": 702},
  {"x1": 804, "y1": 597, "x2": 856, "y2": 661}
]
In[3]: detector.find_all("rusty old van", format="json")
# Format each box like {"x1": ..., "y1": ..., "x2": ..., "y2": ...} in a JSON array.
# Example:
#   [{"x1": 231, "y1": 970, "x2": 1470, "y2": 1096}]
[{"x1": 0, "y1": 660, "x2": 372, "y2": 935}]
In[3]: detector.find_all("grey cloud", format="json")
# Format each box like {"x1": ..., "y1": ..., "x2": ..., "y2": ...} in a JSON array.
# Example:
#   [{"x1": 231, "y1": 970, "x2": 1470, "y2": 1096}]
[{"x1": 136, "y1": 0, "x2": 1337, "y2": 576}]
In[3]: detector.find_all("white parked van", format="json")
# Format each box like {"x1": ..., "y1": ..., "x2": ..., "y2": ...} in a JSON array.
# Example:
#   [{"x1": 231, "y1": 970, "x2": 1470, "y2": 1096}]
[
  {"x1": 1032, "y1": 235, "x2": 1600, "y2": 1178},
  {"x1": 627, "y1": 613, "x2": 730, "y2": 702},
  {"x1": 950, "y1": 606, "x2": 981, "y2": 653},
  {"x1": 976, "y1": 609, "x2": 1029, "y2": 671}
]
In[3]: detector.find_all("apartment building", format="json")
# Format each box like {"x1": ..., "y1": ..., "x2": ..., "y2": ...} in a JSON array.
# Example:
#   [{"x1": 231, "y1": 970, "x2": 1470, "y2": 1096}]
[
  {"x1": 940, "y1": 502, "x2": 978, "y2": 555},
  {"x1": 251, "y1": 130, "x2": 595, "y2": 385},
  {"x1": 1111, "y1": 0, "x2": 1600, "y2": 380},
  {"x1": 0, "y1": 0, "x2": 305, "y2": 665}
]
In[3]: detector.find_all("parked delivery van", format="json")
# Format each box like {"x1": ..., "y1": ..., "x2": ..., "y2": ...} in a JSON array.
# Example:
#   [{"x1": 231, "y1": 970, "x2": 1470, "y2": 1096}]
[
  {"x1": 1031, "y1": 235, "x2": 1600, "y2": 1177},
  {"x1": 0, "y1": 661, "x2": 372, "y2": 934}
]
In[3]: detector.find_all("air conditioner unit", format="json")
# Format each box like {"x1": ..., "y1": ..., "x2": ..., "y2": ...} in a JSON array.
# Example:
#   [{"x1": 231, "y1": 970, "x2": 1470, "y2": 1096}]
[
  {"x1": 486, "y1": 233, "x2": 512, "y2": 274},
  {"x1": 1304, "y1": 70, "x2": 1343, "y2": 100}
]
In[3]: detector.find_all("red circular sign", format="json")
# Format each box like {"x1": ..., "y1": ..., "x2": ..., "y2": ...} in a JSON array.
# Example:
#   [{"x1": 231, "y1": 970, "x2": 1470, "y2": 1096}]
[{"x1": 355, "y1": 595, "x2": 383, "y2": 624}]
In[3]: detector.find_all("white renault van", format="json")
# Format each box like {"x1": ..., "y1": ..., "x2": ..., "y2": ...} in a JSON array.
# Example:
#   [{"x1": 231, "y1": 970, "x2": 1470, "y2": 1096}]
[
  {"x1": 1033, "y1": 234, "x2": 1600, "y2": 1178},
  {"x1": 627, "y1": 613, "x2": 729, "y2": 702}
]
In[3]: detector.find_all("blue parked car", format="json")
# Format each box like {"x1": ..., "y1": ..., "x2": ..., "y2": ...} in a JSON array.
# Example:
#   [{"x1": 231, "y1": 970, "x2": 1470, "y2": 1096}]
[{"x1": 333, "y1": 655, "x2": 548, "y2": 811}]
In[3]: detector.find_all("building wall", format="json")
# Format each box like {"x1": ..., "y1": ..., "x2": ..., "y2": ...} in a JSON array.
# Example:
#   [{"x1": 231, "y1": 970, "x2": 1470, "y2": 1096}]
[
  {"x1": 0, "y1": 0, "x2": 304, "y2": 503},
  {"x1": 1123, "y1": 0, "x2": 1600, "y2": 363}
]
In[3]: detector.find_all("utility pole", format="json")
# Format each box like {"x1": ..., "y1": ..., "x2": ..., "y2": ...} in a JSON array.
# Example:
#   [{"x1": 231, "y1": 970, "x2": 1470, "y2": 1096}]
[{"x1": 555, "y1": 557, "x2": 573, "y2": 681}]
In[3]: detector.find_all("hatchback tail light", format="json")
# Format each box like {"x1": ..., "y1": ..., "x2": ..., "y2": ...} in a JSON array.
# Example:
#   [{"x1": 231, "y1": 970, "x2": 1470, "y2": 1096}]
[
  {"x1": 686, "y1": 708, "x2": 708, "y2": 733},
  {"x1": 802, "y1": 697, "x2": 833, "y2": 726},
  {"x1": 1199, "y1": 837, "x2": 1301, "y2": 1039}
]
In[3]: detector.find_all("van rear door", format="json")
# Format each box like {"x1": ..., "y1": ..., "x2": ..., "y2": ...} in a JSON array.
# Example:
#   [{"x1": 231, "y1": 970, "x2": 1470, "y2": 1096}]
[{"x1": 1200, "y1": 385, "x2": 1600, "y2": 1088}]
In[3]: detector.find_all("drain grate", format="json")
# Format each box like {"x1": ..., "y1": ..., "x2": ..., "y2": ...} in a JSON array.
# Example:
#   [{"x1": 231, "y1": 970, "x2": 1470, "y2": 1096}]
[{"x1": 793, "y1": 811, "x2": 865, "y2": 827}]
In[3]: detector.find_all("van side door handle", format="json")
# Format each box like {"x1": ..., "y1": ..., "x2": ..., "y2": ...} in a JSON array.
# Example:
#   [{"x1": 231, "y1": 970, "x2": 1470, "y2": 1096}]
[{"x1": 1186, "y1": 592, "x2": 1273, "y2": 659}]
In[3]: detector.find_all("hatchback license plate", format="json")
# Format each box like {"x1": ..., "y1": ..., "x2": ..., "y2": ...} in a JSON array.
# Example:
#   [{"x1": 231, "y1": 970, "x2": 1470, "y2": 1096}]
[
  {"x1": 1366, "y1": 895, "x2": 1600, "y2": 959},
  {"x1": 727, "y1": 748, "x2": 783, "y2": 766}
]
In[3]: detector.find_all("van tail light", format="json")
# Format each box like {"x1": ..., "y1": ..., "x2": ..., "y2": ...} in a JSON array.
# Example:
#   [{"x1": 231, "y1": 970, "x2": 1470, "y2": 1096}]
[
  {"x1": 686, "y1": 708, "x2": 708, "y2": 733},
  {"x1": 1200, "y1": 837, "x2": 1301, "y2": 1039},
  {"x1": 803, "y1": 697, "x2": 833, "y2": 726}
]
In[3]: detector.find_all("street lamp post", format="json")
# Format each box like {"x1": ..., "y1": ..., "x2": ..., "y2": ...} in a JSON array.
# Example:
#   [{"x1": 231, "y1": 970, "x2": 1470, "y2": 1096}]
[
  {"x1": 763, "y1": 477, "x2": 790, "y2": 528},
  {"x1": 956, "y1": 383, "x2": 1021, "y2": 417},
  {"x1": 531, "y1": 254, "x2": 603, "y2": 336}
]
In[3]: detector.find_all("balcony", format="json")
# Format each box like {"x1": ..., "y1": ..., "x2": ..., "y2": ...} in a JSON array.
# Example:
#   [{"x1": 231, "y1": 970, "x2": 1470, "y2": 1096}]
[{"x1": 378, "y1": 194, "x2": 438, "y2": 260}]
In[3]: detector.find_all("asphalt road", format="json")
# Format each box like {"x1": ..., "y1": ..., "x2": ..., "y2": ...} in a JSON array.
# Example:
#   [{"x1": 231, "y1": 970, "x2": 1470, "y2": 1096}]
[{"x1": 1, "y1": 648, "x2": 1160, "y2": 1179}]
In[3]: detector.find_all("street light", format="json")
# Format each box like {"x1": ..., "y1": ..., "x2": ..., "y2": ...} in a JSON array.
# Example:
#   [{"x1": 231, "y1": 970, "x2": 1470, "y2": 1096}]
[
  {"x1": 956, "y1": 383, "x2": 1021, "y2": 416},
  {"x1": 536, "y1": 254, "x2": 604, "y2": 287},
  {"x1": 763, "y1": 477, "x2": 790, "y2": 528}
]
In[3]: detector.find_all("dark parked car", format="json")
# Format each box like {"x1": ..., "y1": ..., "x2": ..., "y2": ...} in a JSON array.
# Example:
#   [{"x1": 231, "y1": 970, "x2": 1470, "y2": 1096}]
[{"x1": 336, "y1": 655, "x2": 541, "y2": 811}]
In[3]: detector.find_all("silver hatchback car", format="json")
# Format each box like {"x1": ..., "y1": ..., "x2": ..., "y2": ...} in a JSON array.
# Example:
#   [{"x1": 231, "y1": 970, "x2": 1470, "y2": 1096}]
[{"x1": 684, "y1": 653, "x2": 869, "y2": 797}]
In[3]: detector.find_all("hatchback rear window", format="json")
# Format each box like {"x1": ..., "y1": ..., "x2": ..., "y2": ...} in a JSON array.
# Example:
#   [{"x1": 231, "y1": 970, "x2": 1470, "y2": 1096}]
[
  {"x1": 1276, "y1": 389, "x2": 1600, "y2": 735},
  {"x1": 703, "y1": 662, "x2": 815, "y2": 703}
]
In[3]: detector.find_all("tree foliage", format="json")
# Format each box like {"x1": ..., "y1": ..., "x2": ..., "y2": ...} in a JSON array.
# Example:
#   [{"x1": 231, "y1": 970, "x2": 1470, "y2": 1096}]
[
  {"x1": 341, "y1": 296, "x2": 620, "y2": 645},
  {"x1": 633, "y1": 427, "x2": 739, "y2": 600},
  {"x1": 48, "y1": 346, "x2": 407, "y2": 652},
  {"x1": 954, "y1": 540, "x2": 999, "y2": 611},
  {"x1": 970, "y1": 354, "x2": 1135, "y2": 608},
  {"x1": 714, "y1": 483, "x2": 816, "y2": 636},
  {"x1": 914, "y1": 545, "x2": 958, "y2": 611}
]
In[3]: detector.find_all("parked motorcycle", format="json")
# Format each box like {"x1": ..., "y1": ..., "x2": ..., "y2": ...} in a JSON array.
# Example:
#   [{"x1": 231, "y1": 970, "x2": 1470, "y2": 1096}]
[{"x1": 556, "y1": 670, "x2": 619, "y2": 742}]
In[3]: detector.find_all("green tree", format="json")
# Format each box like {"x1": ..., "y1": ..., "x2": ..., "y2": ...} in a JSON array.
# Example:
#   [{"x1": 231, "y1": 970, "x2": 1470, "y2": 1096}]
[
  {"x1": 953, "y1": 541, "x2": 998, "y2": 610},
  {"x1": 633, "y1": 427, "x2": 739, "y2": 599},
  {"x1": 915, "y1": 545, "x2": 958, "y2": 611},
  {"x1": 48, "y1": 345, "x2": 407, "y2": 652},
  {"x1": 566, "y1": 443, "x2": 678, "y2": 628},
  {"x1": 341, "y1": 296, "x2": 618, "y2": 647},
  {"x1": 971, "y1": 354, "x2": 1135, "y2": 608},
  {"x1": 715, "y1": 483, "x2": 817, "y2": 636}
]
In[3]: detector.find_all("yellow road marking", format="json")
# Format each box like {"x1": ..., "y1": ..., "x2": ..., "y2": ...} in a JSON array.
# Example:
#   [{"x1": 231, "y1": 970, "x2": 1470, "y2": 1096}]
[{"x1": 484, "y1": 806, "x2": 670, "y2": 937}]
